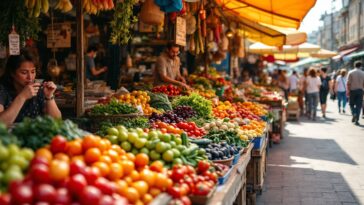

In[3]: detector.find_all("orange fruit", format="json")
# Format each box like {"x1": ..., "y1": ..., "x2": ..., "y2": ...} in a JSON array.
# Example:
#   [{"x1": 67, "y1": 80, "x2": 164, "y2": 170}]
[
  {"x1": 142, "y1": 194, "x2": 153, "y2": 204},
  {"x1": 84, "y1": 148, "x2": 101, "y2": 164},
  {"x1": 92, "y1": 161, "x2": 110, "y2": 177},
  {"x1": 124, "y1": 176, "x2": 133, "y2": 185},
  {"x1": 71, "y1": 155, "x2": 84, "y2": 163},
  {"x1": 111, "y1": 145, "x2": 125, "y2": 155},
  {"x1": 108, "y1": 163, "x2": 124, "y2": 180},
  {"x1": 116, "y1": 180, "x2": 128, "y2": 196},
  {"x1": 49, "y1": 160, "x2": 69, "y2": 181},
  {"x1": 98, "y1": 139, "x2": 110, "y2": 152},
  {"x1": 82, "y1": 135, "x2": 100, "y2": 151},
  {"x1": 36, "y1": 148, "x2": 53, "y2": 162},
  {"x1": 132, "y1": 181, "x2": 149, "y2": 196},
  {"x1": 125, "y1": 187, "x2": 140, "y2": 203},
  {"x1": 139, "y1": 169, "x2": 156, "y2": 187},
  {"x1": 107, "y1": 149, "x2": 120, "y2": 162},
  {"x1": 135, "y1": 200, "x2": 144, "y2": 205},
  {"x1": 126, "y1": 153, "x2": 136, "y2": 162},
  {"x1": 120, "y1": 160, "x2": 135, "y2": 175},
  {"x1": 135, "y1": 153, "x2": 149, "y2": 168},
  {"x1": 66, "y1": 140, "x2": 83, "y2": 156},
  {"x1": 150, "y1": 161, "x2": 164, "y2": 173},
  {"x1": 99, "y1": 155, "x2": 112, "y2": 164},
  {"x1": 154, "y1": 173, "x2": 169, "y2": 190},
  {"x1": 149, "y1": 187, "x2": 161, "y2": 197},
  {"x1": 54, "y1": 153, "x2": 70, "y2": 163},
  {"x1": 129, "y1": 170, "x2": 140, "y2": 181}
]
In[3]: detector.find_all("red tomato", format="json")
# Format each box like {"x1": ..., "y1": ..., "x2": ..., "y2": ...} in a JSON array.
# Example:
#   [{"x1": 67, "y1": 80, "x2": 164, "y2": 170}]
[
  {"x1": 50, "y1": 135, "x2": 68, "y2": 154},
  {"x1": 193, "y1": 182, "x2": 211, "y2": 195},
  {"x1": 0, "y1": 194, "x2": 10, "y2": 205},
  {"x1": 93, "y1": 178, "x2": 115, "y2": 195},
  {"x1": 54, "y1": 188, "x2": 71, "y2": 205},
  {"x1": 79, "y1": 186, "x2": 102, "y2": 205},
  {"x1": 180, "y1": 196, "x2": 192, "y2": 205},
  {"x1": 31, "y1": 156, "x2": 50, "y2": 167},
  {"x1": 82, "y1": 167, "x2": 100, "y2": 185},
  {"x1": 30, "y1": 164, "x2": 51, "y2": 184},
  {"x1": 197, "y1": 161, "x2": 210, "y2": 173},
  {"x1": 67, "y1": 174, "x2": 87, "y2": 195},
  {"x1": 99, "y1": 195, "x2": 114, "y2": 205},
  {"x1": 203, "y1": 171, "x2": 218, "y2": 183},
  {"x1": 34, "y1": 184, "x2": 56, "y2": 203},
  {"x1": 10, "y1": 183, "x2": 33, "y2": 204},
  {"x1": 70, "y1": 160, "x2": 86, "y2": 176},
  {"x1": 171, "y1": 169, "x2": 185, "y2": 182},
  {"x1": 167, "y1": 186, "x2": 183, "y2": 198}
]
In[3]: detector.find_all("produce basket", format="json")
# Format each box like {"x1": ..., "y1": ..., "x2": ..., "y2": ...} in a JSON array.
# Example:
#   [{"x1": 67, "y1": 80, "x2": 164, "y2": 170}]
[
  {"x1": 85, "y1": 113, "x2": 144, "y2": 133},
  {"x1": 252, "y1": 136, "x2": 265, "y2": 149},
  {"x1": 189, "y1": 186, "x2": 216, "y2": 205},
  {"x1": 212, "y1": 156, "x2": 234, "y2": 167},
  {"x1": 218, "y1": 166, "x2": 234, "y2": 185}
]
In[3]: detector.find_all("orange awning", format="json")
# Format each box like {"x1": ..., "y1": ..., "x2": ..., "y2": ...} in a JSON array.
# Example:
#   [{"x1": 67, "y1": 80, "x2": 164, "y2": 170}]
[{"x1": 215, "y1": 0, "x2": 317, "y2": 29}]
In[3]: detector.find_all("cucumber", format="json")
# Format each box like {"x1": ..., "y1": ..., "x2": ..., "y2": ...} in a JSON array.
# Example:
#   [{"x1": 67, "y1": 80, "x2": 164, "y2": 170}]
[
  {"x1": 181, "y1": 155, "x2": 188, "y2": 164},
  {"x1": 181, "y1": 133, "x2": 189, "y2": 146},
  {"x1": 189, "y1": 138, "x2": 212, "y2": 146}
]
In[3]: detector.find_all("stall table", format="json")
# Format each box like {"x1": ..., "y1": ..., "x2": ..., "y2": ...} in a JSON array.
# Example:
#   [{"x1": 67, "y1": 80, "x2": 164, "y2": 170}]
[{"x1": 207, "y1": 143, "x2": 254, "y2": 205}]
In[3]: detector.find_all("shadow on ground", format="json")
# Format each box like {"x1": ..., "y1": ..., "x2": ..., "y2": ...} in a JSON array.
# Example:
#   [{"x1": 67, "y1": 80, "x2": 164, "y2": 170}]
[{"x1": 256, "y1": 165, "x2": 360, "y2": 205}]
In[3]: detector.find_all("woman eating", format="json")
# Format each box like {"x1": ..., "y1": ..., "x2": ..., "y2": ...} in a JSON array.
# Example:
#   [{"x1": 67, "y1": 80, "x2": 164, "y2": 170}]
[{"x1": 0, "y1": 50, "x2": 61, "y2": 127}]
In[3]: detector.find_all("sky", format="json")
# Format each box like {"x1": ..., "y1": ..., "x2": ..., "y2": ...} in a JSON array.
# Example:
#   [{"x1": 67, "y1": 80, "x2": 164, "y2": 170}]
[{"x1": 299, "y1": 0, "x2": 342, "y2": 33}]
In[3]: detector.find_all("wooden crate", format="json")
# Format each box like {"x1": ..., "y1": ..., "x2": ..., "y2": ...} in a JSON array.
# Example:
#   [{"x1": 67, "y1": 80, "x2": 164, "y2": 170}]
[{"x1": 246, "y1": 137, "x2": 267, "y2": 194}]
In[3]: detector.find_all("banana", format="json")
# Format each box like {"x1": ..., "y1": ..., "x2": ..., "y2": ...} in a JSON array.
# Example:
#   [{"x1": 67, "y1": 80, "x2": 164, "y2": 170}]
[
  {"x1": 28, "y1": 0, "x2": 36, "y2": 9},
  {"x1": 25, "y1": 0, "x2": 30, "y2": 8},
  {"x1": 42, "y1": 0, "x2": 49, "y2": 13},
  {"x1": 34, "y1": 0, "x2": 41, "y2": 17}
]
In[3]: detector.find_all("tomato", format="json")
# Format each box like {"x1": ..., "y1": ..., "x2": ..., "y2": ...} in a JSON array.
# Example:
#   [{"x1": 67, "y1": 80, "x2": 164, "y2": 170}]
[
  {"x1": 150, "y1": 161, "x2": 164, "y2": 173},
  {"x1": 0, "y1": 194, "x2": 10, "y2": 205},
  {"x1": 85, "y1": 148, "x2": 101, "y2": 164},
  {"x1": 30, "y1": 164, "x2": 51, "y2": 184},
  {"x1": 66, "y1": 140, "x2": 83, "y2": 156},
  {"x1": 79, "y1": 186, "x2": 102, "y2": 205},
  {"x1": 94, "y1": 177, "x2": 115, "y2": 195},
  {"x1": 50, "y1": 135, "x2": 67, "y2": 154},
  {"x1": 54, "y1": 188, "x2": 71, "y2": 204},
  {"x1": 36, "y1": 148, "x2": 53, "y2": 162},
  {"x1": 132, "y1": 181, "x2": 149, "y2": 196},
  {"x1": 82, "y1": 167, "x2": 101, "y2": 185},
  {"x1": 49, "y1": 160, "x2": 69, "y2": 181},
  {"x1": 93, "y1": 162, "x2": 110, "y2": 177},
  {"x1": 203, "y1": 171, "x2": 218, "y2": 183},
  {"x1": 193, "y1": 182, "x2": 211, "y2": 195},
  {"x1": 180, "y1": 196, "x2": 192, "y2": 205},
  {"x1": 70, "y1": 160, "x2": 86, "y2": 176},
  {"x1": 139, "y1": 169, "x2": 156, "y2": 187},
  {"x1": 10, "y1": 183, "x2": 33, "y2": 204},
  {"x1": 99, "y1": 195, "x2": 114, "y2": 205},
  {"x1": 197, "y1": 161, "x2": 210, "y2": 173},
  {"x1": 82, "y1": 135, "x2": 100, "y2": 151},
  {"x1": 67, "y1": 174, "x2": 87, "y2": 195},
  {"x1": 167, "y1": 186, "x2": 183, "y2": 198},
  {"x1": 34, "y1": 184, "x2": 56, "y2": 203},
  {"x1": 120, "y1": 160, "x2": 135, "y2": 175},
  {"x1": 134, "y1": 153, "x2": 149, "y2": 168},
  {"x1": 171, "y1": 168, "x2": 185, "y2": 182},
  {"x1": 185, "y1": 166, "x2": 195, "y2": 175},
  {"x1": 108, "y1": 163, "x2": 123, "y2": 180},
  {"x1": 180, "y1": 183, "x2": 190, "y2": 195},
  {"x1": 31, "y1": 156, "x2": 50, "y2": 167},
  {"x1": 125, "y1": 187, "x2": 140, "y2": 203}
]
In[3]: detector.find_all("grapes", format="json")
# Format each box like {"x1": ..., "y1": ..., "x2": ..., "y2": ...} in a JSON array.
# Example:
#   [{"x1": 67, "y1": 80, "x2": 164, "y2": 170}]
[
  {"x1": 149, "y1": 106, "x2": 196, "y2": 124},
  {"x1": 173, "y1": 106, "x2": 196, "y2": 120}
]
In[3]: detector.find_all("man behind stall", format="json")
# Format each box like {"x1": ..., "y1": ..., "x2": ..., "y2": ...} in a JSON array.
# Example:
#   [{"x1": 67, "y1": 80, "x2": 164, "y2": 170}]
[{"x1": 154, "y1": 43, "x2": 190, "y2": 90}]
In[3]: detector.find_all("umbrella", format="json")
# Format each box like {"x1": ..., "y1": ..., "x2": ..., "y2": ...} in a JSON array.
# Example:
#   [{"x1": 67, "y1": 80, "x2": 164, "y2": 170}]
[
  {"x1": 310, "y1": 49, "x2": 338, "y2": 59},
  {"x1": 215, "y1": 0, "x2": 317, "y2": 28}
]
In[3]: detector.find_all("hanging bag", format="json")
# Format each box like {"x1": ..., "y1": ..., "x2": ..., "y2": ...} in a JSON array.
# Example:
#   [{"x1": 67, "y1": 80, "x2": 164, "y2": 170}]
[{"x1": 140, "y1": 0, "x2": 165, "y2": 25}]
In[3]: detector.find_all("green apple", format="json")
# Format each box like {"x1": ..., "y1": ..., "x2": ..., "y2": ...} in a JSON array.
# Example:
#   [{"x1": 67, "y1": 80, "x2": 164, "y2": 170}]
[
  {"x1": 20, "y1": 148, "x2": 34, "y2": 161},
  {"x1": 0, "y1": 146, "x2": 9, "y2": 161},
  {"x1": 134, "y1": 138, "x2": 147, "y2": 149},
  {"x1": 128, "y1": 132, "x2": 139, "y2": 144},
  {"x1": 121, "y1": 141, "x2": 132, "y2": 152},
  {"x1": 106, "y1": 135, "x2": 119, "y2": 144},
  {"x1": 155, "y1": 142, "x2": 167, "y2": 153},
  {"x1": 150, "y1": 150, "x2": 161, "y2": 160},
  {"x1": 118, "y1": 131, "x2": 129, "y2": 142},
  {"x1": 107, "y1": 127, "x2": 119, "y2": 136},
  {"x1": 162, "y1": 150, "x2": 174, "y2": 162}
]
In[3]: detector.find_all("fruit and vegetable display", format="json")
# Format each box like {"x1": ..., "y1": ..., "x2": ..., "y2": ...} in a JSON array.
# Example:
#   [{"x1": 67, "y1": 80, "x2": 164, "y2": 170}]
[
  {"x1": 235, "y1": 102, "x2": 268, "y2": 117},
  {"x1": 174, "y1": 122, "x2": 205, "y2": 139},
  {"x1": 104, "y1": 126, "x2": 208, "y2": 168},
  {"x1": 240, "y1": 120, "x2": 267, "y2": 138},
  {"x1": 172, "y1": 94, "x2": 213, "y2": 119},
  {"x1": 204, "y1": 142, "x2": 242, "y2": 161},
  {"x1": 147, "y1": 92, "x2": 173, "y2": 112},
  {"x1": 149, "y1": 111, "x2": 184, "y2": 124},
  {"x1": 150, "y1": 122, "x2": 183, "y2": 135},
  {"x1": 213, "y1": 163, "x2": 230, "y2": 178},
  {"x1": 202, "y1": 118, "x2": 241, "y2": 133},
  {"x1": 204, "y1": 130, "x2": 248, "y2": 147},
  {"x1": 97, "y1": 117, "x2": 150, "y2": 136},
  {"x1": 0, "y1": 143, "x2": 34, "y2": 192},
  {"x1": 117, "y1": 91, "x2": 155, "y2": 115},
  {"x1": 89, "y1": 99, "x2": 139, "y2": 116},
  {"x1": 11, "y1": 116, "x2": 86, "y2": 150},
  {"x1": 152, "y1": 85, "x2": 181, "y2": 97}
]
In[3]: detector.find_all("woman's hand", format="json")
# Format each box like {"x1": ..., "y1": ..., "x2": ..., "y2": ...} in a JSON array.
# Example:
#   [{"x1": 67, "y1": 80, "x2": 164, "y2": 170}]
[
  {"x1": 43, "y1": 81, "x2": 57, "y2": 98},
  {"x1": 18, "y1": 83, "x2": 41, "y2": 101}
]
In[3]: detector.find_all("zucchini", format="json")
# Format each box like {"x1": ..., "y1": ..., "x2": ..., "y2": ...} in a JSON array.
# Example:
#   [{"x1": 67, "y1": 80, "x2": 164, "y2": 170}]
[
  {"x1": 181, "y1": 133, "x2": 189, "y2": 146},
  {"x1": 189, "y1": 138, "x2": 212, "y2": 146}
]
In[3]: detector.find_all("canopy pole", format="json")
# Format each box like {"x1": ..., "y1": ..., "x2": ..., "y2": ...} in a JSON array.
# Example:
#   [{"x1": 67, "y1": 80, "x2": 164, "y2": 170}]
[{"x1": 76, "y1": 0, "x2": 85, "y2": 117}]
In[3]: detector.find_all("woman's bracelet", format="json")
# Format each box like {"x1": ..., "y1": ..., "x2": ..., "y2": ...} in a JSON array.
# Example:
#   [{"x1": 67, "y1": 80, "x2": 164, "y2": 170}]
[{"x1": 45, "y1": 95, "x2": 55, "y2": 101}]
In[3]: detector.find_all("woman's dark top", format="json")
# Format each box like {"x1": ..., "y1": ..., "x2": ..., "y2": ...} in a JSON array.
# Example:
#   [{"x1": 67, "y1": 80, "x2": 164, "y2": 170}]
[{"x1": 0, "y1": 84, "x2": 45, "y2": 123}]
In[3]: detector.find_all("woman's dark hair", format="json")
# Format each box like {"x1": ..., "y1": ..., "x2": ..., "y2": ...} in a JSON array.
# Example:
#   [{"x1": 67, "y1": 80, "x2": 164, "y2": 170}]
[
  {"x1": 309, "y1": 68, "x2": 317, "y2": 77},
  {"x1": 321, "y1": 67, "x2": 328, "y2": 73},
  {"x1": 87, "y1": 45, "x2": 98, "y2": 53},
  {"x1": 0, "y1": 50, "x2": 35, "y2": 89}
]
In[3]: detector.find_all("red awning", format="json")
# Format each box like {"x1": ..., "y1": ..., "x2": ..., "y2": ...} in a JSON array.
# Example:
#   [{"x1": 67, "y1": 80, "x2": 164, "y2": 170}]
[{"x1": 332, "y1": 47, "x2": 359, "y2": 61}]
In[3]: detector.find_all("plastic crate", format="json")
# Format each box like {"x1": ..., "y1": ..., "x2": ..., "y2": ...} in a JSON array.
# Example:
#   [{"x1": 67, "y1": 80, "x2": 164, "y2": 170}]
[
  {"x1": 218, "y1": 166, "x2": 234, "y2": 185},
  {"x1": 253, "y1": 137, "x2": 264, "y2": 149},
  {"x1": 232, "y1": 148, "x2": 245, "y2": 165}
]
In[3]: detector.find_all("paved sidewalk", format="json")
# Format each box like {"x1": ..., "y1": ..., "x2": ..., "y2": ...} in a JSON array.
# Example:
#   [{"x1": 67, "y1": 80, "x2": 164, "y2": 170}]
[{"x1": 257, "y1": 100, "x2": 364, "y2": 205}]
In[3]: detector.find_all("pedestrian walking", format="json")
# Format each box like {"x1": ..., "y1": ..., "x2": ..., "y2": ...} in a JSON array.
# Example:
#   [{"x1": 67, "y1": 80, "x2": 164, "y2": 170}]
[
  {"x1": 347, "y1": 60, "x2": 364, "y2": 125},
  {"x1": 305, "y1": 68, "x2": 321, "y2": 121},
  {"x1": 289, "y1": 70, "x2": 299, "y2": 94},
  {"x1": 298, "y1": 68, "x2": 308, "y2": 115},
  {"x1": 278, "y1": 70, "x2": 289, "y2": 100},
  {"x1": 319, "y1": 67, "x2": 331, "y2": 118},
  {"x1": 335, "y1": 69, "x2": 348, "y2": 113}
]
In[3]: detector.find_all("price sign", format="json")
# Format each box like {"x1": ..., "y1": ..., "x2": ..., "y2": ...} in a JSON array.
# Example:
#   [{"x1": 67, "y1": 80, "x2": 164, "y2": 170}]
[
  {"x1": 175, "y1": 17, "x2": 186, "y2": 46},
  {"x1": 8, "y1": 28, "x2": 20, "y2": 56},
  {"x1": 47, "y1": 23, "x2": 71, "y2": 48}
]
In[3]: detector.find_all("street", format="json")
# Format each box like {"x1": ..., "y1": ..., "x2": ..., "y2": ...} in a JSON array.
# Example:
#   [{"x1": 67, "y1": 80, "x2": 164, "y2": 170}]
[{"x1": 257, "y1": 100, "x2": 364, "y2": 205}]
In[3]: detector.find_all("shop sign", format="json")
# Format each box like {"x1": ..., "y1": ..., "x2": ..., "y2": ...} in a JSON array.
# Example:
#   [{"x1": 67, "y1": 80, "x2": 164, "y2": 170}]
[
  {"x1": 175, "y1": 17, "x2": 186, "y2": 46},
  {"x1": 8, "y1": 27, "x2": 20, "y2": 56},
  {"x1": 47, "y1": 23, "x2": 71, "y2": 48}
]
